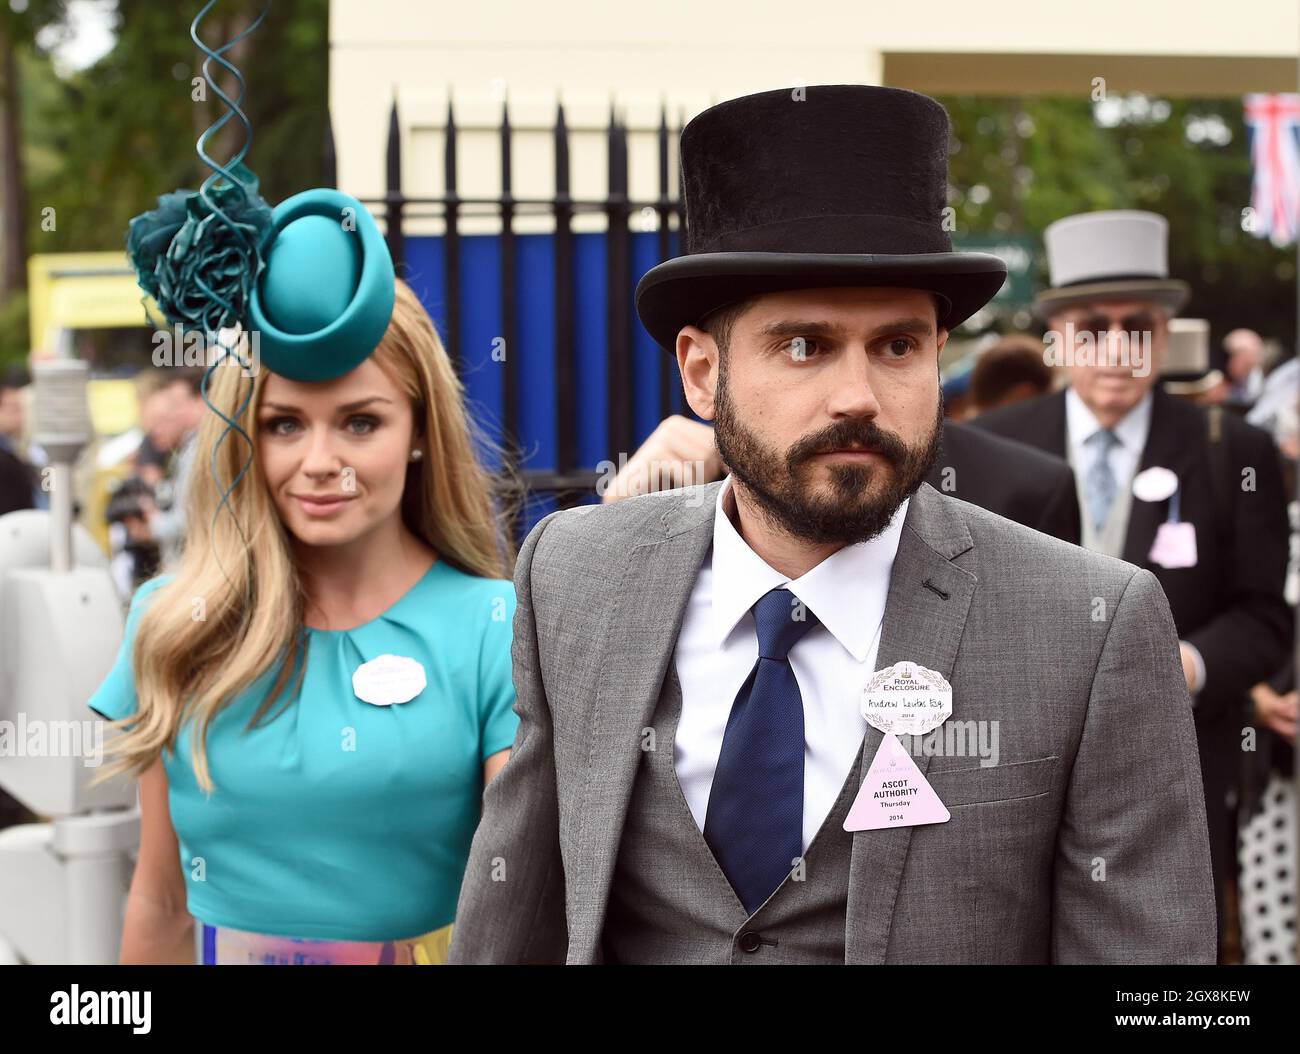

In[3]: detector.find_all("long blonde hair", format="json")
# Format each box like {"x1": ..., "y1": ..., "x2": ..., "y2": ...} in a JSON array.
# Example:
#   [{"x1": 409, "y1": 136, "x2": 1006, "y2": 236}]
[{"x1": 95, "y1": 279, "x2": 518, "y2": 792}]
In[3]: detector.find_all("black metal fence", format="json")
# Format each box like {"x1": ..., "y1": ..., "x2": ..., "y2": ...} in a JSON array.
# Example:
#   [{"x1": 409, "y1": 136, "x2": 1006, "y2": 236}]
[{"x1": 324, "y1": 98, "x2": 688, "y2": 528}]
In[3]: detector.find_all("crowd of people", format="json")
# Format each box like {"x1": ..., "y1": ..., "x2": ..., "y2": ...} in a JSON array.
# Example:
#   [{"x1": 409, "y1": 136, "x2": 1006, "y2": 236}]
[
  {"x1": 103, "y1": 368, "x2": 204, "y2": 595},
  {"x1": 0, "y1": 364, "x2": 205, "y2": 592},
  {"x1": 0, "y1": 81, "x2": 1293, "y2": 966}
]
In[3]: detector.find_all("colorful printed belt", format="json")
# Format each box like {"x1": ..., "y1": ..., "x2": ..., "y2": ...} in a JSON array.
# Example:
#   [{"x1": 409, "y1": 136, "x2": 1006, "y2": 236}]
[{"x1": 200, "y1": 921, "x2": 453, "y2": 965}]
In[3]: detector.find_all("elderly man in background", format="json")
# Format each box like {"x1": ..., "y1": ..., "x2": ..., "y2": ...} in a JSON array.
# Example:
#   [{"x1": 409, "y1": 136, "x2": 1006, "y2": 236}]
[{"x1": 973, "y1": 211, "x2": 1290, "y2": 957}]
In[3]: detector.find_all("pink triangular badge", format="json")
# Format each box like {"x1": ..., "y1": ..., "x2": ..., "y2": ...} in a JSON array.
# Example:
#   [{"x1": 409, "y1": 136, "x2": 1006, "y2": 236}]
[{"x1": 844, "y1": 733, "x2": 950, "y2": 831}]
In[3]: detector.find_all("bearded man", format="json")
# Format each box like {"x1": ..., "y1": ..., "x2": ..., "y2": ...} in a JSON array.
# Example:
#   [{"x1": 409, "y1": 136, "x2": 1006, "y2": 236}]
[{"x1": 449, "y1": 85, "x2": 1215, "y2": 965}]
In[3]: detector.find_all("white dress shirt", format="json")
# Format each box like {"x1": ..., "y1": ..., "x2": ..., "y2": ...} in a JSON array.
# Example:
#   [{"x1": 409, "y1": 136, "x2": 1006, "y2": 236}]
[
  {"x1": 672, "y1": 474, "x2": 909, "y2": 853},
  {"x1": 1065, "y1": 385, "x2": 1153, "y2": 496}
]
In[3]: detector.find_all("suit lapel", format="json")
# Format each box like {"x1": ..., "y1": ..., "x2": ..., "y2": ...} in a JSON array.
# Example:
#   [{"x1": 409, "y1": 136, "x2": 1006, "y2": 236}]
[
  {"x1": 1121, "y1": 390, "x2": 1199, "y2": 566},
  {"x1": 1038, "y1": 389, "x2": 1069, "y2": 460},
  {"x1": 566, "y1": 485, "x2": 718, "y2": 962},
  {"x1": 844, "y1": 484, "x2": 977, "y2": 964}
]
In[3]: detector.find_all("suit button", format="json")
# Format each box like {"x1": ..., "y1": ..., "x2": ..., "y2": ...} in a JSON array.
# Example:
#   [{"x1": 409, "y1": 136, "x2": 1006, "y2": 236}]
[{"x1": 738, "y1": 931, "x2": 762, "y2": 953}]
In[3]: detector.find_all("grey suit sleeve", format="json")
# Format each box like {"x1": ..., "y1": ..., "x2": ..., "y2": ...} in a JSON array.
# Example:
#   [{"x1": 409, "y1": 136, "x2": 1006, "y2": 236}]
[
  {"x1": 1050, "y1": 568, "x2": 1218, "y2": 964},
  {"x1": 448, "y1": 510, "x2": 568, "y2": 964}
]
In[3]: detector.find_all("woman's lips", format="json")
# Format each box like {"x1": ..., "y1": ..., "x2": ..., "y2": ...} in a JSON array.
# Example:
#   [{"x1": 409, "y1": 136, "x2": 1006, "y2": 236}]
[{"x1": 294, "y1": 494, "x2": 355, "y2": 516}]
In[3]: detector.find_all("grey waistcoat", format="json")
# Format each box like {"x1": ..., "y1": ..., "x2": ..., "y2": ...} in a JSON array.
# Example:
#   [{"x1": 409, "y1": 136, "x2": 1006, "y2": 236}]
[
  {"x1": 600, "y1": 661, "x2": 861, "y2": 964},
  {"x1": 1067, "y1": 434, "x2": 1136, "y2": 558}
]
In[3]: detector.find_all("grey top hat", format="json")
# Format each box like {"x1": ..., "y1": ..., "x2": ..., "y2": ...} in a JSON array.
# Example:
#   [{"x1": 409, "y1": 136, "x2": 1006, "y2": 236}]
[{"x1": 1034, "y1": 210, "x2": 1190, "y2": 318}]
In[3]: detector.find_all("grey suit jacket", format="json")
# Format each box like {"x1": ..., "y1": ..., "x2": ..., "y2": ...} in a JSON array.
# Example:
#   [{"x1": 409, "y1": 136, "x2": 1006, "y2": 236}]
[{"x1": 449, "y1": 481, "x2": 1217, "y2": 964}]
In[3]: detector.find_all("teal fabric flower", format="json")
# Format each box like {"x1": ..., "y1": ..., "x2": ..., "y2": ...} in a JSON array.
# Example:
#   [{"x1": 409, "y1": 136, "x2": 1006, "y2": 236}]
[{"x1": 126, "y1": 162, "x2": 274, "y2": 337}]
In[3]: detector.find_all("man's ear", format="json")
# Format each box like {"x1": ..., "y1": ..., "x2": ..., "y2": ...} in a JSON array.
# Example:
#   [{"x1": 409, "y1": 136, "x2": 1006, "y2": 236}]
[
  {"x1": 936, "y1": 326, "x2": 950, "y2": 355},
  {"x1": 676, "y1": 325, "x2": 720, "y2": 421}
]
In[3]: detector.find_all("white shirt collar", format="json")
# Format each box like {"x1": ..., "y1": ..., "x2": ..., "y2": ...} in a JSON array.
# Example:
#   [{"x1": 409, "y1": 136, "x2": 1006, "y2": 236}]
[
  {"x1": 1065, "y1": 385, "x2": 1154, "y2": 453},
  {"x1": 709, "y1": 474, "x2": 908, "y2": 663}
]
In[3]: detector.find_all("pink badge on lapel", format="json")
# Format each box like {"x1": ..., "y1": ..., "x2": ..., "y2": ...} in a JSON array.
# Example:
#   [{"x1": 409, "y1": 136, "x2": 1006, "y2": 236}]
[
  {"x1": 845, "y1": 661, "x2": 953, "y2": 832},
  {"x1": 1149, "y1": 522, "x2": 1197, "y2": 569},
  {"x1": 844, "y1": 732, "x2": 951, "y2": 831}
]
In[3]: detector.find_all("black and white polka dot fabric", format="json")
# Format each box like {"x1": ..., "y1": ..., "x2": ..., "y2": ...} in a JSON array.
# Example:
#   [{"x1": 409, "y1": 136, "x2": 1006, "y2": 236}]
[{"x1": 1238, "y1": 775, "x2": 1297, "y2": 965}]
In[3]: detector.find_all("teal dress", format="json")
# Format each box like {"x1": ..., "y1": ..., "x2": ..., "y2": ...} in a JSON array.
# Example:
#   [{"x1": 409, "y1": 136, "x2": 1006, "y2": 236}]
[{"x1": 87, "y1": 560, "x2": 519, "y2": 944}]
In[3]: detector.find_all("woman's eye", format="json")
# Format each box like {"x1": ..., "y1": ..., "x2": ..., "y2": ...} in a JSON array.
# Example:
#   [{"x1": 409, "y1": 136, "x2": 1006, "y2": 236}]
[
  {"x1": 347, "y1": 415, "x2": 380, "y2": 435},
  {"x1": 264, "y1": 416, "x2": 297, "y2": 436}
]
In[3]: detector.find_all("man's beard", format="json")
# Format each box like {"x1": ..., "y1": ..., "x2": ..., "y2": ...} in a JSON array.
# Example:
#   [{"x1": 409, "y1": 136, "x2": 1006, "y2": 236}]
[{"x1": 713, "y1": 365, "x2": 943, "y2": 546}]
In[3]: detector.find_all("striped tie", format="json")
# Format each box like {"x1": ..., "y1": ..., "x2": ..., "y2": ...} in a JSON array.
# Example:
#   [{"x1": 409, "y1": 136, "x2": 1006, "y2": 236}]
[{"x1": 1084, "y1": 427, "x2": 1122, "y2": 533}]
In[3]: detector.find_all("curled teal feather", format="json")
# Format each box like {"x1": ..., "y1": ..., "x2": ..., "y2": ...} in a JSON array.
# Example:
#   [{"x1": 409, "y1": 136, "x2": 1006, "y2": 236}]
[
  {"x1": 125, "y1": 0, "x2": 271, "y2": 606},
  {"x1": 125, "y1": 161, "x2": 272, "y2": 337}
]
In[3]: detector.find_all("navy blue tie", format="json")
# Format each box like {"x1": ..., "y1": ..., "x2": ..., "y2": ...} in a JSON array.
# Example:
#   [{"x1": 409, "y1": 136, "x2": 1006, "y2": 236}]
[{"x1": 703, "y1": 587, "x2": 820, "y2": 914}]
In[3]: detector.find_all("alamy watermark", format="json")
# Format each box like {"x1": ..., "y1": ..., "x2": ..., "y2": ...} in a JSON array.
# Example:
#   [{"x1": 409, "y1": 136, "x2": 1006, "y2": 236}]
[
  {"x1": 151, "y1": 323, "x2": 260, "y2": 377},
  {"x1": 595, "y1": 454, "x2": 712, "y2": 506},
  {"x1": 896, "y1": 719, "x2": 1000, "y2": 768},
  {"x1": 1044, "y1": 323, "x2": 1151, "y2": 378},
  {"x1": 0, "y1": 714, "x2": 104, "y2": 768}
]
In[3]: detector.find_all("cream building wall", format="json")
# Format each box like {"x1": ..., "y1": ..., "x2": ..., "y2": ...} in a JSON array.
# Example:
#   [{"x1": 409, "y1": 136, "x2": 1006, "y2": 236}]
[{"x1": 329, "y1": 0, "x2": 1299, "y2": 233}]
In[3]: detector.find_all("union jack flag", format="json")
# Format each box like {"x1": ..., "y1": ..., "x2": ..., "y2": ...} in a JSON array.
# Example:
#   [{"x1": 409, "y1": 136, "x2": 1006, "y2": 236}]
[{"x1": 1244, "y1": 93, "x2": 1300, "y2": 247}]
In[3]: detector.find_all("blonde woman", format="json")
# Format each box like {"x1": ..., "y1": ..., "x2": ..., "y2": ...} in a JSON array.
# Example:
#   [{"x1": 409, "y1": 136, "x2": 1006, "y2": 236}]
[{"x1": 88, "y1": 267, "x2": 519, "y2": 965}]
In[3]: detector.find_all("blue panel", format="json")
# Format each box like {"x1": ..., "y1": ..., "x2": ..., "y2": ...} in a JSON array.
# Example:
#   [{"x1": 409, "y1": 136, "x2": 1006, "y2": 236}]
[
  {"x1": 574, "y1": 232, "x2": 609, "y2": 470},
  {"x1": 402, "y1": 239, "x2": 447, "y2": 336},
  {"x1": 457, "y1": 236, "x2": 504, "y2": 470},
  {"x1": 630, "y1": 231, "x2": 665, "y2": 445},
  {"x1": 402, "y1": 229, "x2": 687, "y2": 537},
  {"x1": 515, "y1": 234, "x2": 557, "y2": 473}
]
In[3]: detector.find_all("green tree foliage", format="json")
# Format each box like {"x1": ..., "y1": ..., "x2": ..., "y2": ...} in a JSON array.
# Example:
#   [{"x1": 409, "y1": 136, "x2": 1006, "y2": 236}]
[
  {"x1": 2, "y1": 9, "x2": 1294, "y2": 366},
  {"x1": 26, "y1": 0, "x2": 328, "y2": 253},
  {"x1": 944, "y1": 94, "x2": 1296, "y2": 352},
  {"x1": 2, "y1": 0, "x2": 327, "y2": 367}
]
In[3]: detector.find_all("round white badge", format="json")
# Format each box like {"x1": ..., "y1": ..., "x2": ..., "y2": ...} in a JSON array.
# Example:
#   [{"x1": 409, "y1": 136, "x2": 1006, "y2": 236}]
[
  {"x1": 860, "y1": 661, "x2": 953, "y2": 736},
  {"x1": 352, "y1": 654, "x2": 427, "y2": 706},
  {"x1": 1132, "y1": 466, "x2": 1178, "y2": 503}
]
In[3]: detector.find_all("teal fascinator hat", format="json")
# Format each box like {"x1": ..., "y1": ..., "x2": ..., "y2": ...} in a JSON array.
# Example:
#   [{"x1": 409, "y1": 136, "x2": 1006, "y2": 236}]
[
  {"x1": 121, "y1": 1, "x2": 399, "y2": 585},
  {"x1": 127, "y1": 177, "x2": 394, "y2": 383},
  {"x1": 248, "y1": 188, "x2": 396, "y2": 382},
  {"x1": 125, "y1": 7, "x2": 394, "y2": 384},
  {"x1": 126, "y1": 166, "x2": 395, "y2": 386}
]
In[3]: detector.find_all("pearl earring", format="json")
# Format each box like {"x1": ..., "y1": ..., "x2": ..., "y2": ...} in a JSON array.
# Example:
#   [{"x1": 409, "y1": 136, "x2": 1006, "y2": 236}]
[{"x1": 410, "y1": 448, "x2": 423, "y2": 462}]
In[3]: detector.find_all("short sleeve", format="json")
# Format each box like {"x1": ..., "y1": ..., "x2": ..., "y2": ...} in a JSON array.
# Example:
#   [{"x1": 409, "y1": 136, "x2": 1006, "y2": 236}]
[
  {"x1": 86, "y1": 576, "x2": 171, "y2": 722},
  {"x1": 476, "y1": 578, "x2": 519, "y2": 761}
]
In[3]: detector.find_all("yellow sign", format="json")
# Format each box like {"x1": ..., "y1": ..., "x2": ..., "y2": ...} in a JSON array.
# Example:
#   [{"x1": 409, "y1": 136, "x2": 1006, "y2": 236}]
[
  {"x1": 27, "y1": 252, "x2": 155, "y2": 357},
  {"x1": 87, "y1": 379, "x2": 142, "y2": 437}
]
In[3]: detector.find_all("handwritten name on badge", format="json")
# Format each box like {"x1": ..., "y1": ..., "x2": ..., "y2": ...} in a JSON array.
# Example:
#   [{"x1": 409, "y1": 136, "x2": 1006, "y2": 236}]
[
  {"x1": 352, "y1": 654, "x2": 427, "y2": 706},
  {"x1": 859, "y1": 660, "x2": 952, "y2": 735}
]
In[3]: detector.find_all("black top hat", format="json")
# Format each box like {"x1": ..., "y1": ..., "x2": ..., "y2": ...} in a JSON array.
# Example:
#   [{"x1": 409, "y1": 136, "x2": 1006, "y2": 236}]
[{"x1": 635, "y1": 85, "x2": 1007, "y2": 352}]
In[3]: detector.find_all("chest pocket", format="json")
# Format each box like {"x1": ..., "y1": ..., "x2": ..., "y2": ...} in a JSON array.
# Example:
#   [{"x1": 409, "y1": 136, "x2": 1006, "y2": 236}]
[{"x1": 925, "y1": 755, "x2": 1060, "y2": 807}]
